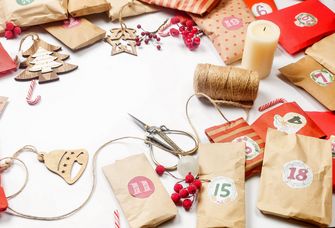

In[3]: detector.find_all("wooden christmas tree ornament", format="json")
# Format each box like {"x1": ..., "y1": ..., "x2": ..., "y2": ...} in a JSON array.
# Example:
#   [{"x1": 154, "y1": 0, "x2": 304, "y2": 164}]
[{"x1": 15, "y1": 33, "x2": 78, "y2": 84}]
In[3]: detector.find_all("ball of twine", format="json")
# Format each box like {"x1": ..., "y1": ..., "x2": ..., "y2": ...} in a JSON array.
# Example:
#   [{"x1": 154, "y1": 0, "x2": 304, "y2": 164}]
[{"x1": 193, "y1": 64, "x2": 259, "y2": 108}]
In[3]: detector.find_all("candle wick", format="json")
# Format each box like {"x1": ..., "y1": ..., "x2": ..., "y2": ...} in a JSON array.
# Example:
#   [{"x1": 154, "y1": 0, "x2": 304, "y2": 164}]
[{"x1": 263, "y1": 27, "x2": 266, "y2": 31}]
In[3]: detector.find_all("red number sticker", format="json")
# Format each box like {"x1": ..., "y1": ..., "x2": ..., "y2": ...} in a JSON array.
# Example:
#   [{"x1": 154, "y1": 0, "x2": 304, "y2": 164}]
[{"x1": 128, "y1": 176, "x2": 155, "y2": 198}]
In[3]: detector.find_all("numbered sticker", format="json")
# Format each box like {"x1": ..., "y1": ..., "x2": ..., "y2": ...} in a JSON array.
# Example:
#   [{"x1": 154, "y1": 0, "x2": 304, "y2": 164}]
[
  {"x1": 251, "y1": 3, "x2": 273, "y2": 17},
  {"x1": 128, "y1": 176, "x2": 155, "y2": 198},
  {"x1": 232, "y1": 136, "x2": 260, "y2": 160},
  {"x1": 282, "y1": 160, "x2": 313, "y2": 189},
  {"x1": 273, "y1": 112, "x2": 307, "y2": 134},
  {"x1": 222, "y1": 16, "x2": 243, "y2": 30},
  {"x1": 208, "y1": 176, "x2": 237, "y2": 204},
  {"x1": 16, "y1": 0, "x2": 34, "y2": 5},
  {"x1": 294, "y1": 13, "x2": 318, "y2": 27},
  {"x1": 310, "y1": 69, "x2": 334, "y2": 86}
]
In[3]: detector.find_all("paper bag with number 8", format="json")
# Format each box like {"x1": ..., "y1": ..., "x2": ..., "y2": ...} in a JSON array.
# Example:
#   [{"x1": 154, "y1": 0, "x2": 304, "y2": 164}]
[
  {"x1": 257, "y1": 129, "x2": 332, "y2": 226},
  {"x1": 197, "y1": 143, "x2": 245, "y2": 228}
]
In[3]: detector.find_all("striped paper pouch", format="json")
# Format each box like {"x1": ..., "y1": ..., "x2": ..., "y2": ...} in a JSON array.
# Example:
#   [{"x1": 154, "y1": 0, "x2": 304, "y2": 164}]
[
  {"x1": 139, "y1": 0, "x2": 219, "y2": 15},
  {"x1": 205, "y1": 117, "x2": 264, "y2": 178}
]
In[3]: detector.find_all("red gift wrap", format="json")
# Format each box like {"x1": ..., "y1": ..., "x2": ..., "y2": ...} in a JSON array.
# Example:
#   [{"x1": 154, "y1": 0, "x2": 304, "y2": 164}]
[
  {"x1": 243, "y1": 0, "x2": 277, "y2": 17},
  {"x1": 0, "y1": 42, "x2": 16, "y2": 75}
]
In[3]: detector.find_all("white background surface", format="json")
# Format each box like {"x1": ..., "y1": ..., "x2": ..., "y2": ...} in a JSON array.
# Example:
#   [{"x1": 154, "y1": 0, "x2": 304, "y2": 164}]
[{"x1": 1, "y1": 0, "x2": 335, "y2": 227}]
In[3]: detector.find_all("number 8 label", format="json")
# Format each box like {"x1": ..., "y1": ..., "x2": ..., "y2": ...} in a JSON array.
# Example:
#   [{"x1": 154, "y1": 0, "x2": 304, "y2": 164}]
[
  {"x1": 208, "y1": 176, "x2": 237, "y2": 204},
  {"x1": 282, "y1": 160, "x2": 313, "y2": 189}
]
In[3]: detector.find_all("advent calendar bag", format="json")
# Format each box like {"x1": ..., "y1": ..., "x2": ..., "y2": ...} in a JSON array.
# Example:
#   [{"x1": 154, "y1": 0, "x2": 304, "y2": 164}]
[
  {"x1": 68, "y1": 0, "x2": 110, "y2": 17},
  {"x1": 257, "y1": 129, "x2": 332, "y2": 226},
  {"x1": 0, "y1": 43, "x2": 16, "y2": 74},
  {"x1": 103, "y1": 154, "x2": 177, "y2": 228},
  {"x1": 259, "y1": 0, "x2": 335, "y2": 54},
  {"x1": 197, "y1": 143, "x2": 245, "y2": 228},
  {"x1": 251, "y1": 101, "x2": 325, "y2": 142}
]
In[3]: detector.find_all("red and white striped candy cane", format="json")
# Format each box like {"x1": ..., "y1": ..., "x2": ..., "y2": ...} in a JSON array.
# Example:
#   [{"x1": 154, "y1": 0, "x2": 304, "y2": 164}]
[
  {"x1": 26, "y1": 80, "x2": 41, "y2": 105},
  {"x1": 114, "y1": 209, "x2": 120, "y2": 228},
  {"x1": 158, "y1": 19, "x2": 172, "y2": 37},
  {"x1": 258, "y1": 98, "x2": 287, "y2": 112}
]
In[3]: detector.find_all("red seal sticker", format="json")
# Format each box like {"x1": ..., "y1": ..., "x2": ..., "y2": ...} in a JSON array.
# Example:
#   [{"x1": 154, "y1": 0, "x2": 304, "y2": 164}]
[
  {"x1": 128, "y1": 176, "x2": 155, "y2": 198},
  {"x1": 222, "y1": 16, "x2": 243, "y2": 30},
  {"x1": 63, "y1": 17, "x2": 81, "y2": 29}
]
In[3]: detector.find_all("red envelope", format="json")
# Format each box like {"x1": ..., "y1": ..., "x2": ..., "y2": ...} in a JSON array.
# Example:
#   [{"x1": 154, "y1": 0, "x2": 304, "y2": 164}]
[
  {"x1": 306, "y1": 111, "x2": 335, "y2": 139},
  {"x1": 259, "y1": 0, "x2": 335, "y2": 54},
  {"x1": 251, "y1": 102, "x2": 326, "y2": 142},
  {"x1": 0, "y1": 42, "x2": 16, "y2": 75},
  {"x1": 243, "y1": 0, "x2": 277, "y2": 17}
]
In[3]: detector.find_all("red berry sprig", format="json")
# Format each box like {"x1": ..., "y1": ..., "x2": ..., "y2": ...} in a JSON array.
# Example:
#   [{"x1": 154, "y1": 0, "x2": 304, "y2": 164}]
[
  {"x1": 4, "y1": 21, "x2": 21, "y2": 39},
  {"x1": 135, "y1": 24, "x2": 162, "y2": 51},
  {"x1": 168, "y1": 16, "x2": 202, "y2": 51}
]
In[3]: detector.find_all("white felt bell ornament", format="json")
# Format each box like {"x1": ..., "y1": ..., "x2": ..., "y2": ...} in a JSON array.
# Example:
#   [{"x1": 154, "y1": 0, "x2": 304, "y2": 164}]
[{"x1": 177, "y1": 155, "x2": 199, "y2": 177}]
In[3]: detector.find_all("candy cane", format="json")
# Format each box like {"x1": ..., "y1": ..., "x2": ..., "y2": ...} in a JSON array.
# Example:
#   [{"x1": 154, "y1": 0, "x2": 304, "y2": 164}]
[
  {"x1": 158, "y1": 19, "x2": 172, "y2": 37},
  {"x1": 258, "y1": 98, "x2": 287, "y2": 112},
  {"x1": 26, "y1": 80, "x2": 41, "y2": 105},
  {"x1": 114, "y1": 209, "x2": 120, "y2": 228}
]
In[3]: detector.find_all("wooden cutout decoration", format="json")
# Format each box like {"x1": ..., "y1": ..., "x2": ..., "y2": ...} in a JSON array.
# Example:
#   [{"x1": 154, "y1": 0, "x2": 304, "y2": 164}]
[
  {"x1": 39, "y1": 149, "x2": 89, "y2": 185},
  {"x1": 0, "y1": 96, "x2": 8, "y2": 116},
  {"x1": 15, "y1": 37, "x2": 78, "y2": 84},
  {"x1": 105, "y1": 28, "x2": 137, "y2": 56}
]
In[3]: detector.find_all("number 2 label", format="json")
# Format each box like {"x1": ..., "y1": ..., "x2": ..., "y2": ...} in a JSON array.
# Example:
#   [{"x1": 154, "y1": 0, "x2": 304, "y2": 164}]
[
  {"x1": 282, "y1": 160, "x2": 313, "y2": 189},
  {"x1": 208, "y1": 176, "x2": 237, "y2": 204}
]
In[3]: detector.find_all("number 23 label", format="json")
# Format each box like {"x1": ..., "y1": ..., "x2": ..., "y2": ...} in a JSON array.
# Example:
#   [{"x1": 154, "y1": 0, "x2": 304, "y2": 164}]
[
  {"x1": 208, "y1": 176, "x2": 237, "y2": 204},
  {"x1": 282, "y1": 160, "x2": 313, "y2": 189}
]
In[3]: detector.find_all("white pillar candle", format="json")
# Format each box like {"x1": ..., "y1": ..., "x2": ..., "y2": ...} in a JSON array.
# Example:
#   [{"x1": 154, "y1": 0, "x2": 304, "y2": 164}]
[{"x1": 241, "y1": 20, "x2": 280, "y2": 79}]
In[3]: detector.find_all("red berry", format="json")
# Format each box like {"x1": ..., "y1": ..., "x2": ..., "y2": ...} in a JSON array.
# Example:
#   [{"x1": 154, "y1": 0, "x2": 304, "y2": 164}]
[
  {"x1": 182, "y1": 199, "x2": 193, "y2": 211},
  {"x1": 179, "y1": 26, "x2": 185, "y2": 32},
  {"x1": 155, "y1": 165, "x2": 165, "y2": 176},
  {"x1": 192, "y1": 27, "x2": 198, "y2": 34},
  {"x1": 141, "y1": 31, "x2": 145, "y2": 36},
  {"x1": 186, "y1": 20, "x2": 194, "y2": 27},
  {"x1": 136, "y1": 42, "x2": 141, "y2": 46},
  {"x1": 137, "y1": 24, "x2": 141, "y2": 29},
  {"x1": 144, "y1": 39, "x2": 149, "y2": 44},
  {"x1": 187, "y1": 33, "x2": 194, "y2": 39},
  {"x1": 5, "y1": 21, "x2": 14, "y2": 31},
  {"x1": 185, "y1": 173, "x2": 195, "y2": 183},
  {"x1": 193, "y1": 37, "x2": 201, "y2": 45},
  {"x1": 174, "y1": 183, "x2": 183, "y2": 193},
  {"x1": 179, "y1": 188, "x2": 189, "y2": 198},
  {"x1": 193, "y1": 179, "x2": 202, "y2": 189},
  {"x1": 171, "y1": 16, "x2": 180, "y2": 25},
  {"x1": 171, "y1": 193, "x2": 180, "y2": 204},
  {"x1": 169, "y1": 28, "x2": 179, "y2": 37},
  {"x1": 4, "y1": 30, "x2": 14, "y2": 39},
  {"x1": 156, "y1": 37, "x2": 161, "y2": 41},
  {"x1": 188, "y1": 184, "x2": 197, "y2": 194},
  {"x1": 149, "y1": 34, "x2": 153, "y2": 38},
  {"x1": 157, "y1": 45, "x2": 161, "y2": 50}
]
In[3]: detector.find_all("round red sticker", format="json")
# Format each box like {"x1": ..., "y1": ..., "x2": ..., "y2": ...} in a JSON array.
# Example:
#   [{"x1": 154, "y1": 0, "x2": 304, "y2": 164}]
[{"x1": 128, "y1": 176, "x2": 155, "y2": 198}]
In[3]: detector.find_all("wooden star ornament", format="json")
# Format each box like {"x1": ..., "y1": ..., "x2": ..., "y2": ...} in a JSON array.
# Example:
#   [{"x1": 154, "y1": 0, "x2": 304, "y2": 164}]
[{"x1": 105, "y1": 27, "x2": 137, "y2": 56}]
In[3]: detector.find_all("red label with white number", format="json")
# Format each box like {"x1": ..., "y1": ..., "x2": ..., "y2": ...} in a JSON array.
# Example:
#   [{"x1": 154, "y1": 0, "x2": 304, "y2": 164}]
[
  {"x1": 128, "y1": 176, "x2": 155, "y2": 198},
  {"x1": 282, "y1": 160, "x2": 313, "y2": 189}
]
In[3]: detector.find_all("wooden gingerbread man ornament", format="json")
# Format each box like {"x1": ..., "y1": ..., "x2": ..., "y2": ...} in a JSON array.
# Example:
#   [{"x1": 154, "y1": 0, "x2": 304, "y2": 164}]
[{"x1": 15, "y1": 33, "x2": 78, "y2": 84}]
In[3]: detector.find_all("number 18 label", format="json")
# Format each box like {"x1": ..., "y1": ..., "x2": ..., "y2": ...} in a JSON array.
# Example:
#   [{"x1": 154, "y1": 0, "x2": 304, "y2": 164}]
[
  {"x1": 208, "y1": 176, "x2": 237, "y2": 204},
  {"x1": 282, "y1": 160, "x2": 313, "y2": 189}
]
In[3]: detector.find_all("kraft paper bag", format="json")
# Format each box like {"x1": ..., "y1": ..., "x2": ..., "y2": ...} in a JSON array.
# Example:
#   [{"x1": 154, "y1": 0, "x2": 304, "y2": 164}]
[
  {"x1": 197, "y1": 143, "x2": 245, "y2": 228},
  {"x1": 190, "y1": 0, "x2": 255, "y2": 65},
  {"x1": 103, "y1": 154, "x2": 177, "y2": 228},
  {"x1": 306, "y1": 33, "x2": 335, "y2": 75},
  {"x1": 43, "y1": 18, "x2": 106, "y2": 51},
  {"x1": 279, "y1": 56, "x2": 335, "y2": 111},
  {"x1": 257, "y1": 129, "x2": 332, "y2": 226},
  {"x1": 0, "y1": 0, "x2": 67, "y2": 32},
  {"x1": 107, "y1": 0, "x2": 158, "y2": 21},
  {"x1": 68, "y1": 0, "x2": 111, "y2": 17}
]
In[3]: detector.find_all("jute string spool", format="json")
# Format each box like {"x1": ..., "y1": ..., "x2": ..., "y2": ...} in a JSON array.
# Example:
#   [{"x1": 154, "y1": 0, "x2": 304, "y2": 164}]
[{"x1": 193, "y1": 64, "x2": 260, "y2": 108}]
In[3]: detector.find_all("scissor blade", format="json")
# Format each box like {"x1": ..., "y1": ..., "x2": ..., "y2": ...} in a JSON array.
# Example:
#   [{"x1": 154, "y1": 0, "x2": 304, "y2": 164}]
[{"x1": 128, "y1": 113, "x2": 150, "y2": 131}]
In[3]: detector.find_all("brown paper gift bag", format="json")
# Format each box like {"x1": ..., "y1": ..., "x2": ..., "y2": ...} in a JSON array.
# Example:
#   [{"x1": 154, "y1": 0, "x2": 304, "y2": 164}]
[
  {"x1": 103, "y1": 154, "x2": 177, "y2": 228},
  {"x1": 190, "y1": 0, "x2": 255, "y2": 65},
  {"x1": 0, "y1": 0, "x2": 67, "y2": 32},
  {"x1": 279, "y1": 56, "x2": 335, "y2": 111},
  {"x1": 197, "y1": 143, "x2": 245, "y2": 228},
  {"x1": 43, "y1": 18, "x2": 106, "y2": 51},
  {"x1": 68, "y1": 0, "x2": 111, "y2": 17},
  {"x1": 107, "y1": 0, "x2": 158, "y2": 21},
  {"x1": 306, "y1": 33, "x2": 335, "y2": 74},
  {"x1": 257, "y1": 129, "x2": 332, "y2": 226}
]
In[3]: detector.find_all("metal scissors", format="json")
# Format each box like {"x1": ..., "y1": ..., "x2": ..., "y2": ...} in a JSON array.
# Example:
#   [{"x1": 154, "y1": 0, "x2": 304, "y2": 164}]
[{"x1": 129, "y1": 114, "x2": 199, "y2": 171}]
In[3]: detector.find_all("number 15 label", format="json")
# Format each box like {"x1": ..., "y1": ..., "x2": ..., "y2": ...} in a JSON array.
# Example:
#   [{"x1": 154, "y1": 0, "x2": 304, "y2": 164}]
[
  {"x1": 208, "y1": 176, "x2": 237, "y2": 204},
  {"x1": 282, "y1": 160, "x2": 313, "y2": 189}
]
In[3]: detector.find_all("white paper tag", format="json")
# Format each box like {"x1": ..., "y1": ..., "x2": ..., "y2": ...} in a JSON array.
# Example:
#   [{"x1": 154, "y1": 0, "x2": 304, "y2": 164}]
[
  {"x1": 282, "y1": 160, "x2": 313, "y2": 189},
  {"x1": 208, "y1": 176, "x2": 237, "y2": 204}
]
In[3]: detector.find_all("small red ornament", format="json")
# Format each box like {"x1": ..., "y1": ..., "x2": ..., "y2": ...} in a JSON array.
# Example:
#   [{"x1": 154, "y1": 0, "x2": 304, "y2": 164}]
[
  {"x1": 4, "y1": 30, "x2": 14, "y2": 39},
  {"x1": 174, "y1": 183, "x2": 183, "y2": 193},
  {"x1": 182, "y1": 199, "x2": 193, "y2": 211},
  {"x1": 185, "y1": 172, "x2": 194, "y2": 183},
  {"x1": 155, "y1": 165, "x2": 165, "y2": 176},
  {"x1": 5, "y1": 21, "x2": 14, "y2": 31},
  {"x1": 179, "y1": 188, "x2": 189, "y2": 198},
  {"x1": 13, "y1": 26, "x2": 21, "y2": 36},
  {"x1": 186, "y1": 20, "x2": 194, "y2": 27},
  {"x1": 187, "y1": 184, "x2": 197, "y2": 194},
  {"x1": 171, "y1": 193, "x2": 181, "y2": 204},
  {"x1": 169, "y1": 28, "x2": 179, "y2": 37},
  {"x1": 193, "y1": 179, "x2": 202, "y2": 189},
  {"x1": 171, "y1": 16, "x2": 180, "y2": 24}
]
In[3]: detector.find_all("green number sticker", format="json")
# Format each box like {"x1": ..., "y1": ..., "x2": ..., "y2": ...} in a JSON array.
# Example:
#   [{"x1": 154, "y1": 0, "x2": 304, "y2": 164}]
[
  {"x1": 208, "y1": 176, "x2": 237, "y2": 204},
  {"x1": 16, "y1": 0, "x2": 34, "y2": 6}
]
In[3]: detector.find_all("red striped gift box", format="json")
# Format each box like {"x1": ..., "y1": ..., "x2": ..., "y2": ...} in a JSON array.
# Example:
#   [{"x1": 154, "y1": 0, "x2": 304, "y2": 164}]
[
  {"x1": 139, "y1": 0, "x2": 219, "y2": 15},
  {"x1": 205, "y1": 117, "x2": 264, "y2": 178}
]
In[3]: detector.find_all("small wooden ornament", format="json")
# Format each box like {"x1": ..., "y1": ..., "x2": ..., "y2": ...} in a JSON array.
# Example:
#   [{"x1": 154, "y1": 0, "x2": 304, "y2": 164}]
[
  {"x1": 105, "y1": 27, "x2": 137, "y2": 56},
  {"x1": 39, "y1": 149, "x2": 89, "y2": 185},
  {"x1": 15, "y1": 33, "x2": 78, "y2": 84}
]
